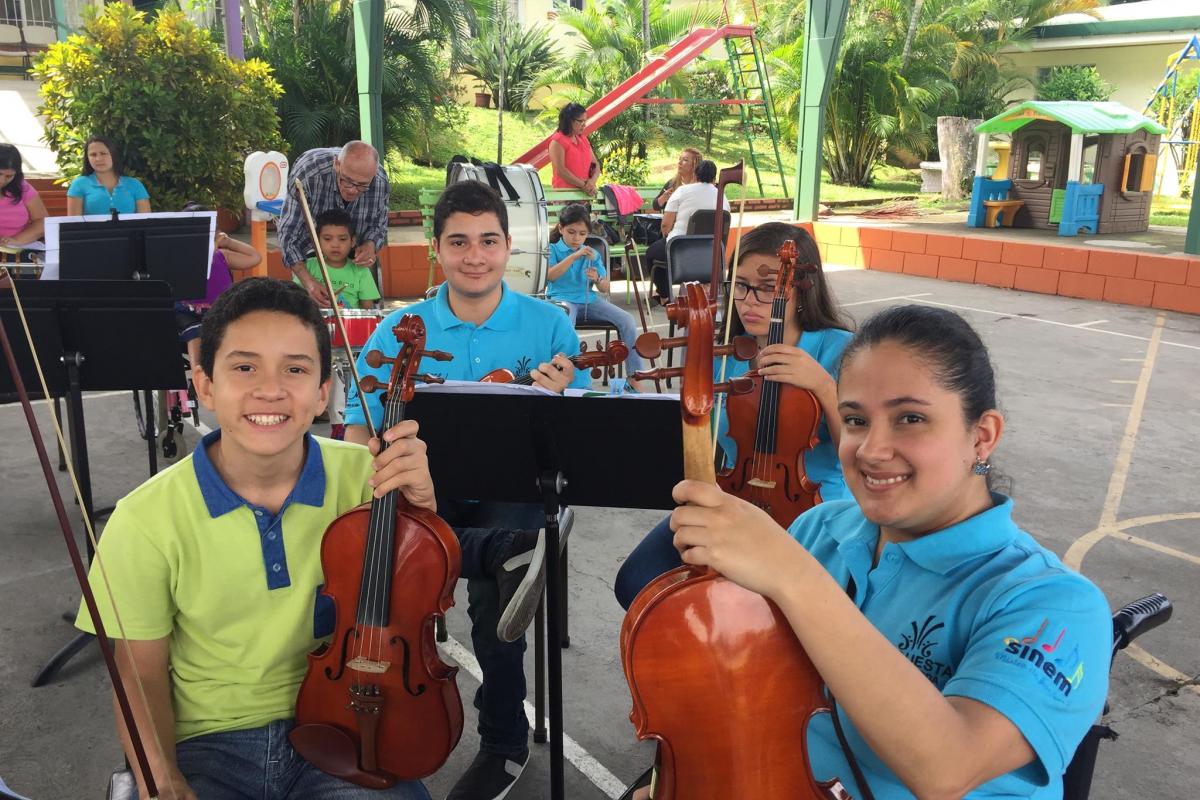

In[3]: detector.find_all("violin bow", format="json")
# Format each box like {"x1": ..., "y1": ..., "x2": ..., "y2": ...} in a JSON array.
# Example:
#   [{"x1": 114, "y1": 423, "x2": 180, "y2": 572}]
[
  {"x1": 292, "y1": 178, "x2": 377, "y2": 441},
  {"x1": 622, "y1": 235, "x2": 662, "y2": 393},
  {"x1": 0, "y1": 268, "x2": 174, "y2": 800},
  {"x1": 706, "y1": 162, "x2": 746, "y2": 455},
  {"x1": 711, "y1": 183, "x2": 749, "y2": 457}
]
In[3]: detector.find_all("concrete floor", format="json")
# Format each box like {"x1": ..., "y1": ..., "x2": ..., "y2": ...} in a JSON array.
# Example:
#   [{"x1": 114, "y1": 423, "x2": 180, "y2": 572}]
[{"x1": 1, "y1": 267, "x2": 1198, "y2": 799}]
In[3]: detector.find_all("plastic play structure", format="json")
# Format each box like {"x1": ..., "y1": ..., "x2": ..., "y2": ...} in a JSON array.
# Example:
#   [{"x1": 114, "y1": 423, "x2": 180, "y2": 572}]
[
  {"x1": 1144, "y1": 34, "x2": 1199, "y2": 198},
  {"x1": 513, "y1": 24, "x2": 787, "y2": 196},
  {"x1": 968, "y1": 101, "x2": 1166, "y2": 236}
]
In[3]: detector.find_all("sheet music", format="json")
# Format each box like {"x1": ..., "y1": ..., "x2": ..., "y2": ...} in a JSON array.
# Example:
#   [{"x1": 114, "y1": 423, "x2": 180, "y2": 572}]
[
  {"x1": 41, "y1": 211, "x2": 217, "y2": 281},
  {"x1": 415, "y1": 379, "x2": 677, "y2": 400}
]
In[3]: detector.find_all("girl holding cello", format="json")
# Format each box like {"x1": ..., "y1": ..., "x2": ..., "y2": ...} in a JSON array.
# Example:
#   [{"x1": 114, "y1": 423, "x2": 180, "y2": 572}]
[
  {"x1": 614, "y1": 222, "x2": 853, "y2": 610},
  {"x1": 632, "y1": 304, "x2": 1111, "y2": 798}
]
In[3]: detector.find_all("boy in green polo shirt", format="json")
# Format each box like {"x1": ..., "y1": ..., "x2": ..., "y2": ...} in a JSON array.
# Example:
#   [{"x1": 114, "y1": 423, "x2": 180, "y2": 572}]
[
  {"x1": 294, "y1": 208, "x2": 381, "y2": 309},
  {"x1": 75, "y1": 278, "x2": 432, "y2": 800}
]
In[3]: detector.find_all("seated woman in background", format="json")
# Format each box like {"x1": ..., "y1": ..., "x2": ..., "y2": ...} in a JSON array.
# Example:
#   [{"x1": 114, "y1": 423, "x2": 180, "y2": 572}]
[
  {"x1": 0, "y1": 144, "x2": 48, "y2": 250},
  {"x1": 66, "y1": 136, "x2": 151, "y2": 216},
  {"x1": 643, "y1": 159, "x2": 729, "y2": 303},
  {"x1": 651, "y1": 147, "x2": 702, "y2": 211}
]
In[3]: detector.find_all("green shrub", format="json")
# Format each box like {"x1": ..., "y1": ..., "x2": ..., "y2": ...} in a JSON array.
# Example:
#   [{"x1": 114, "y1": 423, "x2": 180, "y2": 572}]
[
  {"x1": 1036, "y1": 66, "x2": 1114, "y2": 102},
  {"x1": 602, "y1": 157, "x2": 650, "y2": 186},
  {"x1": 34, "y1": 3, "x2": 283, "y2": 213},
  {"x1": 686, "y1": 62, "x2": 731, "y2": 152}
]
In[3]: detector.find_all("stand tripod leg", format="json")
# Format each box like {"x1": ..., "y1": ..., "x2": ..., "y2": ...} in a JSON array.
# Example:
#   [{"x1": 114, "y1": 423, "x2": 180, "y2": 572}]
[
  {"x1": 539, "y1": 471, "x2": 566, "y2": 800},
  {"x1": 533, "y1": 595, "x2": 546, "y2": 744},
  {"x1": 142, "y1": 389, "x2": 158, "y2": 477},
  {"x1": 559, "y1": 541, "x2": 570, "y2": 649},
  {"x1": 31, "y1": 631, "x2": 94, "y2": 687}
]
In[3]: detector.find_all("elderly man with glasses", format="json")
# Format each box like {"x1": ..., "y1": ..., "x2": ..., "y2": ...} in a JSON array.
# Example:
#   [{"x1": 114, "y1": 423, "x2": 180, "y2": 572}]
[{"x1": 279, "y1": 140, "x2": 391, "y2": 306}]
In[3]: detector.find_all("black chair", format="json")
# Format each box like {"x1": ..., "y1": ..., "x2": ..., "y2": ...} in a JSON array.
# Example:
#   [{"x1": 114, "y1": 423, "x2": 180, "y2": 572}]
[
  {"x1": 659, "y1": 235, "x2": 719, "y2": 384},
  {"x1": 571, "y1": 235, "x2": 624, "y2": 386},
  {"x1": 686, "y1": 208, "x2": 732, "y2": 243}
]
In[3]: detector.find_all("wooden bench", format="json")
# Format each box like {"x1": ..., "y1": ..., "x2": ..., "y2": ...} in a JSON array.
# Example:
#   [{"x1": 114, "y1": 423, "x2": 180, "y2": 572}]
[{"x1": 982, "y1": 199, "x2": 1024, "y2": 228}]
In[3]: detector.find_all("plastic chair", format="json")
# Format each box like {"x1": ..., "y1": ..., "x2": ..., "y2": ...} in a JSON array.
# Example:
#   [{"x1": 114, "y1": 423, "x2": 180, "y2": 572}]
[
  {"x1": 570, "y1": 235, "x2": 625, "y2": 385},
  {"x1": 686, "y1": 209, "x2": 731, "y2": 243}
]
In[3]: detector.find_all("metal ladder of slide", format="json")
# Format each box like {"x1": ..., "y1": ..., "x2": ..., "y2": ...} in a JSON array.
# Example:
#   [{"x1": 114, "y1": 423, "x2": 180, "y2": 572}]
[{"x1": 724, "y1": 31, "x2": 788, "y2": 197}]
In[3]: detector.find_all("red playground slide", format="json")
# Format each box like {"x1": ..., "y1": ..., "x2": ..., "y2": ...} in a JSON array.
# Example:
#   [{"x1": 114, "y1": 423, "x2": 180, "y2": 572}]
[{"x1": 514, "y1": 25, "x2": 756, "y2": 169}]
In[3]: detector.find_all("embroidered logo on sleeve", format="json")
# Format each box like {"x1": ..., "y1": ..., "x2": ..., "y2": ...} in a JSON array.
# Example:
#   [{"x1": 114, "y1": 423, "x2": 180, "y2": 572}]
[
  {"x1": 998, "y1": 618, "x2": 1085, "y2": 698},
  {"x1": 898, "y1": 615, "x2": 954, "y2": 687}
]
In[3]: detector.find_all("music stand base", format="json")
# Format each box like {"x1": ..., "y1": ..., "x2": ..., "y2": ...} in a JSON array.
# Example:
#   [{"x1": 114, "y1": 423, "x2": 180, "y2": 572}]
[{"x1": 32, "y1": 630, "x2": 94, "y2": 687}]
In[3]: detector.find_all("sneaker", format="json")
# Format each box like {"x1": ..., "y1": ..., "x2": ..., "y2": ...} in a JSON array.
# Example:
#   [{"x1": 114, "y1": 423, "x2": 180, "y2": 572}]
[
  {"x1": 494, "y1": 507, "x2": 574, "y2": 643},
  {"x1": 446, "y1": 749, "x2": 528, "y2": 800}
]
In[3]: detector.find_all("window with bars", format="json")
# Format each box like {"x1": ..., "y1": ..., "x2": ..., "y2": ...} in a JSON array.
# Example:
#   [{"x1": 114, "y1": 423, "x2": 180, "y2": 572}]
[{"x1": 1, "y1": 0, "x2": 56, "y2": 27}]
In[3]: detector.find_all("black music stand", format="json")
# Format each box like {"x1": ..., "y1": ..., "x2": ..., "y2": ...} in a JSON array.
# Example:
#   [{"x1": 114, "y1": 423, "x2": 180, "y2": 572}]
[
  {"x1": 406, "y1": 387, "x2": 682, "y2": 800},
  {"x1": 0, "y1": 279, "x2": 185, "y2": 687}
]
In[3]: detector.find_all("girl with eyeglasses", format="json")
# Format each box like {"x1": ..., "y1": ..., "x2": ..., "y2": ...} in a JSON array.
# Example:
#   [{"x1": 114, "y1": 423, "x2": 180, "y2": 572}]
[{"x1": 614, "y1": 222, "x2": 854, "y2": 610}]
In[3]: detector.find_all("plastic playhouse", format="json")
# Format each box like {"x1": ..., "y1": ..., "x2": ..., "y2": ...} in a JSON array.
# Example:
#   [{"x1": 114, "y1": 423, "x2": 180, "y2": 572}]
[{"x1": 967, "y1": 101, "x2": 1166, "y2": 236}]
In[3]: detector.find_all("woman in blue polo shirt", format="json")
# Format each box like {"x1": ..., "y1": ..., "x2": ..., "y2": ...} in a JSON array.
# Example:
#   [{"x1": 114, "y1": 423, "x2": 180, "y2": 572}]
[
  {"x1": 66, "y1": 135, "x2": 152, "y2": 216},
  {"x1": 615, "y1": 222, "x2": 854, "y2": 609},
  {"x1": 644, "y1": 305, "x2": 1111, "y2": 799}
]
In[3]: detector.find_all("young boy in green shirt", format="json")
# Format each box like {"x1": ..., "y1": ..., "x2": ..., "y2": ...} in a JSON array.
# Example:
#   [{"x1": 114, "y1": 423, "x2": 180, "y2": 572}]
[
  {"x1": 76, "y1": 278, "x2": 434, "y2": 799},
  {"x1": 295, "y1": 208, "x2": 381, "y2": 309}
]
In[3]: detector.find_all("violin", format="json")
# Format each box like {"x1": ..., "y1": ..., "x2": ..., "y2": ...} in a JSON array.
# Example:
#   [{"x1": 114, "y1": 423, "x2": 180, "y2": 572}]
[
  {"x1": 717, "y1": 240, "x2": 825, "y2": 527},
  {"x1": 622, "y1": 282, "x2": 852, "y2": 800},
  {"x1": 479, "y1": 338, "x2": 629, "y2": 385},
  {"x1": 290, "y1": 314, "x2": 464, "y2": 787}
]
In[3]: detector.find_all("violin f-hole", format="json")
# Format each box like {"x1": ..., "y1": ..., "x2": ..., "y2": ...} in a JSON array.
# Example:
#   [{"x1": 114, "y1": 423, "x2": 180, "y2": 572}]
[
  {"x1": 325, "y1": 627, "x2": 358, "y2": 681},
  {"x1": 390, "y1": 634, "x2": 427, "y2": 698}
]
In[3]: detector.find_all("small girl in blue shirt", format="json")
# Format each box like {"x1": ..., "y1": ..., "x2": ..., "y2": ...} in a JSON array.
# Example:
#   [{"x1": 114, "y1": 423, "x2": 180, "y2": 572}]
[{"x1": 547, "y1": 204, "x2": 646, "y2": 382}]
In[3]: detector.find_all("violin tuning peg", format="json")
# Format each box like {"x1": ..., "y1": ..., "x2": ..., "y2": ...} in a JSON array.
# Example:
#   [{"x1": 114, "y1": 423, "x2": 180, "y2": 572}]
[
  {"x1": 365, "y1": 350, "x2": 389, "y2": 369},
  {"x1": 720, "y1": 376, "x2": 756, "y2": 395},
  {"x1": 417, "y1": 373, "x2": 445, "y2": 385},
  {"x1": 422, "y1": 349, "x2": 453, "y2": 362},
  {"x1": 590, "y1": 367, "x2": 602, "y2": 379},
  {"x1": 359, "y1": 375, "x2": 382, "y2": 393}
]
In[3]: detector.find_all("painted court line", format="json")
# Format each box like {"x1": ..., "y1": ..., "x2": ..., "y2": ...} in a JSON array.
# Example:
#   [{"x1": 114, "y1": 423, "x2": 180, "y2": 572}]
[
  {"x1": 1074, "y1": 320, "x2": 1109, "y2": 328},
  {"x1": 440, "y1": 635, "x2": 628, "y2": 799},
  {"x1": 0, "y1": 389, "x2": 127, "y2": 411},
  {"x1": 841, "y1": 292, "x2": 932, "y2": 308},
  {"x1": 904, "y1": 297, "x2": 1200, "y2": 351}
]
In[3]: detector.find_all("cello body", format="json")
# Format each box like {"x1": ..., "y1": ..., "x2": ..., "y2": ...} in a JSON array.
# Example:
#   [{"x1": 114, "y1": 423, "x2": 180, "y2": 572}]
[
  {"x1": 718, "y1": 374, "x2": 823, "y2": 527},
  {"x1": 621, "y1": 566, "x2": 850, "y2": 799}
]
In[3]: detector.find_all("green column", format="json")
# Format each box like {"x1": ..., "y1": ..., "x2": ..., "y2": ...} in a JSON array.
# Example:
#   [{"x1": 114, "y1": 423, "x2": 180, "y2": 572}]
[
  {"x1": 52, "y1": 0, "x2": 68, "y2": 36},
  {"x1": 1187, "y1": 166, "x2": 1199, "y2": 255},
  {"x1": 793, "y1": 0, "x2": 850, "y2": 222},
  {"x1": 354, "y1": 0, "x2": 384, "y2": 149}
]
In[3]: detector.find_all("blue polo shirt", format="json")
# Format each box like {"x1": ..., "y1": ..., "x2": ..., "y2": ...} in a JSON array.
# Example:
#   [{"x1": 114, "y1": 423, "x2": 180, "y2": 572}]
[
  {"x1": 547, "y1": 239, "x2": 606, "y2": 305},
  {"x1": 790, "y1": 495, "x2": 1111, "y2": 799},
  {"x1": 66, "y1": 173, "x2": 150, "y2": 215},
  {"x1": 345, "y1": 282, "x2": 588, "y2": 429},
  {"x1": 714, "y1": 327, "x2": 852, "y2": 503}
]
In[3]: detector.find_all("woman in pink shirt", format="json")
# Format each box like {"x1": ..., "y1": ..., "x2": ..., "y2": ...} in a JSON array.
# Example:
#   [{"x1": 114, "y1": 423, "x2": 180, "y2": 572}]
[
  {"x1": 548, "y1": 102, "x2": 600, "y2": 195},
  {"x1": 0, "y1": 144, "x2": 48, "y2": 248}
]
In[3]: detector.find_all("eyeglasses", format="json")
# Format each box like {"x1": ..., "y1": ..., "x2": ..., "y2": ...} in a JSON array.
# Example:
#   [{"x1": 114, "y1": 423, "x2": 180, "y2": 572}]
[
  {"x1": 573, "y1": 117, "x2": 588, "y2": 126},
  {"x1": 337, "y1": 174, "x2": 372, "y2": 192},
  {"x1": 732, "y1": 281, "x2": 774, "y2": 303}
]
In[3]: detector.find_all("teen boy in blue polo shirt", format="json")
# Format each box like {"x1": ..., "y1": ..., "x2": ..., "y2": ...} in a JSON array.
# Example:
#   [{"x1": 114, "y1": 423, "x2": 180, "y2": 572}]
[
  {"x1": 75, "y1": 278, "x2": 436, "y2": 800},
  {"x1": 634, "y1": 305, "x2": 1111, "y2": 799},
  {"x1": 346, "y1": 180, "x2": 587, "y2": 800}
]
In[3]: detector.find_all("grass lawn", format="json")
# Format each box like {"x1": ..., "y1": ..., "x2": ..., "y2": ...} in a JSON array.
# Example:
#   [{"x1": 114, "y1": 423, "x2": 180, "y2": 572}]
[
  {"x1": 384, "y1": 107, "x2": 921, "y2": 209},
  {"x1": 1150, "y1": 197, "x2": 1193, "y2": 228}
]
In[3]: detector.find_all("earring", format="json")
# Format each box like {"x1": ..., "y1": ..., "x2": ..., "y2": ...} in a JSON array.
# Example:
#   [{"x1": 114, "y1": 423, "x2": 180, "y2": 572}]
[{"x1": 972, "y1": 457, "x2": 992, "y2": 476}]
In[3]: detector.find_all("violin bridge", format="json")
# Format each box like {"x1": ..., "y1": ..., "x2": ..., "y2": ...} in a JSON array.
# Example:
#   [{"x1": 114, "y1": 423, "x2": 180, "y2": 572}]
[
  {"x1": 346, "y1": 656, "x2": 391, "y2": 674},
  {"x1": 747, "y1": 478, "x2": 777, "y2": 489}
]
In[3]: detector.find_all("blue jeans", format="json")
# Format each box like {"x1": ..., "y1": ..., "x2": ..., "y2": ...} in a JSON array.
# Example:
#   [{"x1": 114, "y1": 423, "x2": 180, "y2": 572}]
[
  {"x1": 175, "y1": 719, "x2": 430, "y2": 799},
  {"x1": 614, "y1": 516, "x2": 681, "y2": 610},
  {"x1": 439, "y1": 499, "x2": 545, "y2": 760},
  {"x1": 564, "y1": 299, "x2": 646, "y2": 373}
]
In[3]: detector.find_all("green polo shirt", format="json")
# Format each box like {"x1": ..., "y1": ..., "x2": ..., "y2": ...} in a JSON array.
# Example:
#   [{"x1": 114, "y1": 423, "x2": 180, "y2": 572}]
[{"x1": 75, "y1": 431, "x2": 374, "y2": 742}]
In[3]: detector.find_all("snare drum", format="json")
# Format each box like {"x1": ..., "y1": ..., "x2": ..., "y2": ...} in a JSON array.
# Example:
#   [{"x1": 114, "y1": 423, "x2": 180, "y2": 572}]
[{"x1": 322, "y1": 309, "x2": 386, "y2": 348}]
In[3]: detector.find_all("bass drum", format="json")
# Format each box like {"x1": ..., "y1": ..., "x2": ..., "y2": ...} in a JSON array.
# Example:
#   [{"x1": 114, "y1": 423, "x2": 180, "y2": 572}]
[{"x1": 446, "y1": 161, "x2": 548, "y2": 296}]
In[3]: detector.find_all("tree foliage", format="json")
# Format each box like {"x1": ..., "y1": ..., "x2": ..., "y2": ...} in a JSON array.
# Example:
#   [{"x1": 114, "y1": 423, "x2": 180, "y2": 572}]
[
  {"x1": 460, "y1": 8, "x2": 563, "y2": 112},
  {"x1": 34, "y1": 3, "x2": 283, "y2": 212},
  {"x1": 1037, "y1": 65, "x2": 1115, "y2": 102},
  {"x1": 249, "y1": 0, "x2": 458, "y2": 155},
  {"x1": 686, "y1": 61, "x2": 732, "y2": 152}
]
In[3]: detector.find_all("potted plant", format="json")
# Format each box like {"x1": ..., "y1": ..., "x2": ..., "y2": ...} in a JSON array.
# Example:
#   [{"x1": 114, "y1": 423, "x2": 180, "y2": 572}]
[{"x1": 474, "y1": 84, "x2": 492, "y2": 108}]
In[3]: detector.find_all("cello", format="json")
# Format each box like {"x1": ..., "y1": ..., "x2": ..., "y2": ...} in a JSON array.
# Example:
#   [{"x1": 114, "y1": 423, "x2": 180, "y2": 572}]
[
  {"x1": 622, "y1": 282, "x2": 852, "y2": 800},
  {"x1": 717, "y1": 239, "x2": 825, "y2": 527},
  {"x1": 289, "y1": 314, "x2": 465, "y2": 787}
]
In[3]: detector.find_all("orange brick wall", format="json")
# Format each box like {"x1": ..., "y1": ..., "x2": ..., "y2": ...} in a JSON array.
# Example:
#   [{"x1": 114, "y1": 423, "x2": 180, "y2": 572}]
[
  {"x1": 241, "y1": 224, "x2": 1200, "y2": 316},
  {"x1": 807, "y1": 223, "x2": 1200, "y2": 316}
]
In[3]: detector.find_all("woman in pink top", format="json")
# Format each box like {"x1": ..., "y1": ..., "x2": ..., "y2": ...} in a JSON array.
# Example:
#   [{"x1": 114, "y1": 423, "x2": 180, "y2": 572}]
[
  {"x1": 0, "y1": 144, "x2": 48, "y2": 248},
  {"x1": 548, "y1": 102, "x2": 600, "y2": 195}
]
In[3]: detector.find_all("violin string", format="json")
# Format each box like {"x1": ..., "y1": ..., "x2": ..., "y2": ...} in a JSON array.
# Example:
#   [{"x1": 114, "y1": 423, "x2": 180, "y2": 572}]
[{"x1": 3, "y1": 269, "x2": 179, "y2": 800}]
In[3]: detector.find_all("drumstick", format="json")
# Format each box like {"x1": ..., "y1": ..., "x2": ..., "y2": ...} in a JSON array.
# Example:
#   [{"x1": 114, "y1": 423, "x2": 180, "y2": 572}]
[{"x1": 292, "y1": 178, "x2": 377, "y2": 441}]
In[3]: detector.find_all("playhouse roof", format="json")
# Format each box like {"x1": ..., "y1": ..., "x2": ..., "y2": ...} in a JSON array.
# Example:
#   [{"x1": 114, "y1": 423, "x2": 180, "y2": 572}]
[{"x1": 975, "y1": 101, "x2": 1168, "y2": 136}]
